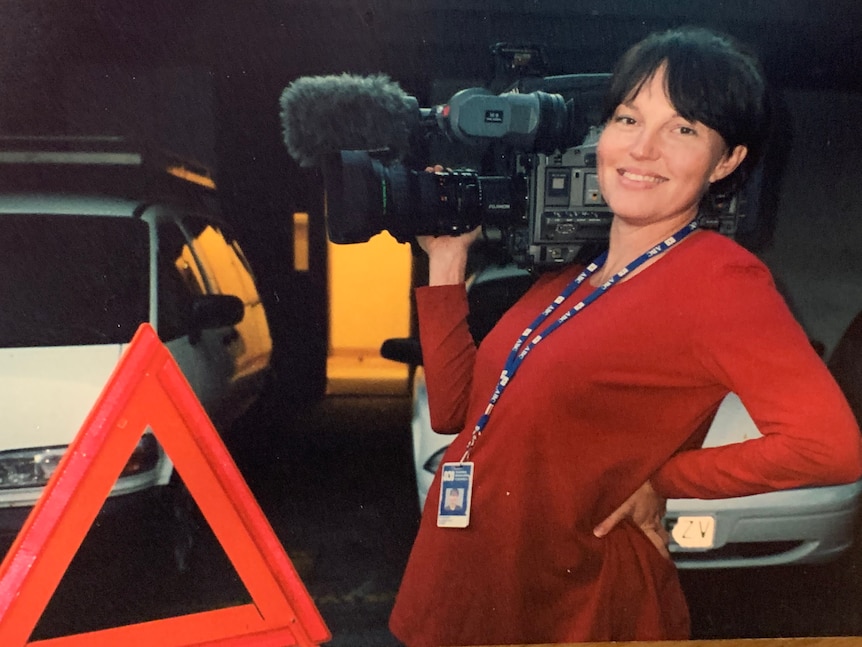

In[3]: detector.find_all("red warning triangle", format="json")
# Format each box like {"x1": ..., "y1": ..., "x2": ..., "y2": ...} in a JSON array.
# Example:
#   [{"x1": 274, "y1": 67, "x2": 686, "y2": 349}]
[{"x1": 0, "y1": 324, "x2": 330, "y2": 646}]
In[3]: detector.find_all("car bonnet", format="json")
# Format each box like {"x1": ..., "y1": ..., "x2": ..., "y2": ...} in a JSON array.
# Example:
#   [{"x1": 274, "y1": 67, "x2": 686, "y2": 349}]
[{"x1": 0, "y1": 344, "x2": 124, "y2": 449}]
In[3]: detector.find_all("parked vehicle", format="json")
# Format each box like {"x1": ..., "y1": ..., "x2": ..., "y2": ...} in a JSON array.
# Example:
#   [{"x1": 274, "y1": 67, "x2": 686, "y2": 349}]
[
  {"x1": 384, "y1": 262, "x2": 862, "y2": 569},
  {"x1": 0, "y1": 136, "x2": 272, "y2": 540}
]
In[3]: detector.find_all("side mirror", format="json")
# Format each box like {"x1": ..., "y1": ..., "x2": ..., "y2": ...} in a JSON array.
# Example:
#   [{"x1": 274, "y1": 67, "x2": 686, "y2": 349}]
[
  {"x1": 189, "y1": 294, "x2": 244, "y2": 344},
  {"x1": 380, "y1": 337, "x2": 423, "y2": 366}
]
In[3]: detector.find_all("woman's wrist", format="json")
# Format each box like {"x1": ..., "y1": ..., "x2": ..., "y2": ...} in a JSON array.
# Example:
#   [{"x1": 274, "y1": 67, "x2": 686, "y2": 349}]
[{"x1": 427, "y1": 248, "x2": 470, "y2": 286}]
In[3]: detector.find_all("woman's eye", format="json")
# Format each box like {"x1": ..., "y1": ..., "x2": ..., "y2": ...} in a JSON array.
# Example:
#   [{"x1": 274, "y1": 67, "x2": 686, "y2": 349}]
[
  {"x1": 677, "y1": 124, "x2": 698, "y2": 136},
  {"x1": 614, "y1": 115, "x2": 636, "y2": 125}
]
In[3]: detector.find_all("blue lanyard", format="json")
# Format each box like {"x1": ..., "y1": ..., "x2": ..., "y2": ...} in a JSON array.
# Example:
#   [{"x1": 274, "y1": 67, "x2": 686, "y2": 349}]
[{"x1": 460, "y1": 221, "x2": 699, "y2": 462}]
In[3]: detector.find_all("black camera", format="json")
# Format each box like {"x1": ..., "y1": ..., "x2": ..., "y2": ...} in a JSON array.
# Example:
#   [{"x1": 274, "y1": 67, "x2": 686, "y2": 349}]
[{"x1": 284, "y1": 63, "x2": 745, "y2": 269}]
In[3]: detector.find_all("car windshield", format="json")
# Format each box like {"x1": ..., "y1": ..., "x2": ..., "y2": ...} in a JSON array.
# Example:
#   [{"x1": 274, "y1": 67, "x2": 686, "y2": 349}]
[{"x1": 0, "y1": 214, "x2": 149, "y2": 347}]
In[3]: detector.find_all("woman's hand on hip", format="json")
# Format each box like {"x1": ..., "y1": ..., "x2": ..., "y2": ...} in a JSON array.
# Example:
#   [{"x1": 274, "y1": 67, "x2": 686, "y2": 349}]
[{"x1": 593, "y1": 479, "x2": 671, "y2": 559}]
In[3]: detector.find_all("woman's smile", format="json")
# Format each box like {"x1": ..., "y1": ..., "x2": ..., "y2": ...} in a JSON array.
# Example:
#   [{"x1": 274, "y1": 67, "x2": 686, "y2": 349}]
[{"x1": 616, "y1": 168, "x2": 668, "y2": 186}]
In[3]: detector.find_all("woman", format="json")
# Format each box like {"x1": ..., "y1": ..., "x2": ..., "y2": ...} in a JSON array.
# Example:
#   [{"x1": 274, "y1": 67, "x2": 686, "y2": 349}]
[{"x1": 389, "y1": 27, "x2": 862, "y2": 646}]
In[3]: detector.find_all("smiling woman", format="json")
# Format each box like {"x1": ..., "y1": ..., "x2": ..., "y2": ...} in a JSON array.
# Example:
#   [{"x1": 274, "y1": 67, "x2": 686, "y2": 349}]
[
  {"x1": 389, "y1": 27, "x2": 861, "y2": 647},
  {"x1": 596, "y1": 67, "x2": 747, "y2": 232}
]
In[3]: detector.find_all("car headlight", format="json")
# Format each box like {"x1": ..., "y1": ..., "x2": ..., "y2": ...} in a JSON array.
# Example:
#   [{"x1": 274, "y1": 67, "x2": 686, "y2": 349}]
[
  {"x1": 0, "y1": 434, "x2": 160, "y2": 489},
  {"x1": 0, "y1": 447, "x2": 65, "y2": 488}
]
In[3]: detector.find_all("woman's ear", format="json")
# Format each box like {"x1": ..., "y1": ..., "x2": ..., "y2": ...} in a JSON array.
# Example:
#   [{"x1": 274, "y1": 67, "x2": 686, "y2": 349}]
[{"x1": 709, "y1": 144, "x2": 748, "y2": 184}]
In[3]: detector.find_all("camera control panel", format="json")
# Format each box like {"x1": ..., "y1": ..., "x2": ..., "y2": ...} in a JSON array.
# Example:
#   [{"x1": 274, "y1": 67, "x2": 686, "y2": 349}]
[{"x1": 527, "y1": 144, "x2": 613, "y2": 266}]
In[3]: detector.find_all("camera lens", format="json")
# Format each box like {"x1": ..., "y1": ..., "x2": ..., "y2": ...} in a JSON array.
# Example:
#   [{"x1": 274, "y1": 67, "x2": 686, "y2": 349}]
[{"x1": 324, "y1": 151, "x2": 518, "y2": 244}]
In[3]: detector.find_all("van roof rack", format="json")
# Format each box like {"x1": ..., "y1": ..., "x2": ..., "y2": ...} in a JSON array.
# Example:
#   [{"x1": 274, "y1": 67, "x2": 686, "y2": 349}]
[{"x1": 0, "y1": 135, "x2": 217, "y2": 204}]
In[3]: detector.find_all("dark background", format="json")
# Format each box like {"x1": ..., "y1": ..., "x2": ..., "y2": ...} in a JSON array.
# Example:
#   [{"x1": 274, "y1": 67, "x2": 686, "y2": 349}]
[{"x1": 2, "y1": 0, "x2": 861, "y2": 405}]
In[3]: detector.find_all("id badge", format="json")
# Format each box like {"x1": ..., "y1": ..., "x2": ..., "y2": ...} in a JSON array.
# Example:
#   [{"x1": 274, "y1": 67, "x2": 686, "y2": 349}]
[{"x1": 437, "y1": 462, "x2": 474, "y2": 528}]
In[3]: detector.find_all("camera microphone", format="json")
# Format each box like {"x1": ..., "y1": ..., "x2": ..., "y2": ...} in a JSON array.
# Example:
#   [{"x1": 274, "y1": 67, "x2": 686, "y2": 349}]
[{"x1": 279, "y1": 73, "x2": 420, "y2": 168}]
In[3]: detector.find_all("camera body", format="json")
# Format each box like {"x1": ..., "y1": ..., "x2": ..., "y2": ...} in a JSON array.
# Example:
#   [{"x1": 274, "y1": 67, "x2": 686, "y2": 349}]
[
  {"x1": 502, "y1": 141, "x2": 612, "y2": 268},
  {"x1": 322, "y1": 73, "x2": 744, "y2": 270}
]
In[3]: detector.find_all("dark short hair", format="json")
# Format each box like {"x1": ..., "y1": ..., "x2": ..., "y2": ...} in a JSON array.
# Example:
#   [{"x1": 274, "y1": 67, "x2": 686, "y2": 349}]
[{"x1": 601, "y1": 27, "x2": 770, "y2": 194}]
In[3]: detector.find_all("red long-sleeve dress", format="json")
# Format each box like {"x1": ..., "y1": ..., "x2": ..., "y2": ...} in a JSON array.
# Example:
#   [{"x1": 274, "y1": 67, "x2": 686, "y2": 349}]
[{"x1": 389, "y1": 231, "x2": 862, "y2": 647}]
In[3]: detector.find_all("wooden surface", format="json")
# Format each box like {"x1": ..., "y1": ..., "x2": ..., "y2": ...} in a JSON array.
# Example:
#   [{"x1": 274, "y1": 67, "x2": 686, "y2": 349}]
[{"x1": 477, "y1": 638, "x2": 862, "y2": 647}]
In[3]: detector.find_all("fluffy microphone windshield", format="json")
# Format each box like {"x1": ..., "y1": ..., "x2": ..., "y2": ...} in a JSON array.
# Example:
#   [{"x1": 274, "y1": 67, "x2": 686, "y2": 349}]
[{"x1": 279, "y1": 73, "x2": 419, "y2": 168}]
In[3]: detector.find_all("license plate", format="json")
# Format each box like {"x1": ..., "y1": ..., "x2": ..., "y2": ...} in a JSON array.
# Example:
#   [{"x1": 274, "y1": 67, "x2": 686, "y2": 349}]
[{"x1": 668, "y1": 515, "x2": 716, "y2": 549}]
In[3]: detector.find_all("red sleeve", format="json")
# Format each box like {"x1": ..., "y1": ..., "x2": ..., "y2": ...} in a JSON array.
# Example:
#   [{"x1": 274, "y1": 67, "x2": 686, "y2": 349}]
[
  {"x1": 415, "y1": 284, "x2": 476, "y2": 434},
  {"x1": 652, "y1": 259, "x2": 862, "y2": 499}
]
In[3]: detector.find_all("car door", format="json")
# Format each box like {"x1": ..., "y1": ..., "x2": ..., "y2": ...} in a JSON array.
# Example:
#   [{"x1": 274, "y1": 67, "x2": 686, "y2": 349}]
[
  {"x1": 154, "y1": 211, "x2": 238, "y2": 430},
  {"x1": 179, "y1": 217, "x2": 272, "y2": 424}
]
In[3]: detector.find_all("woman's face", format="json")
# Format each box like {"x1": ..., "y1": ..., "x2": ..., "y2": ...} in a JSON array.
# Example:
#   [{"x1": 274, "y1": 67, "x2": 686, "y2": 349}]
[{"x1": 597, "y1": 66, "x2": 746, "y2": 229}]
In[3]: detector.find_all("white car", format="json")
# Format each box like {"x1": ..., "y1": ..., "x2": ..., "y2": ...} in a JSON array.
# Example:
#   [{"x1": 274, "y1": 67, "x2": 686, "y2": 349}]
[
  {"x1": 385, "y1": 263, "x2": 862, "y2": 569},
  {"x1": 0, "y1": 136, "x2": 272, "y2": 541}
]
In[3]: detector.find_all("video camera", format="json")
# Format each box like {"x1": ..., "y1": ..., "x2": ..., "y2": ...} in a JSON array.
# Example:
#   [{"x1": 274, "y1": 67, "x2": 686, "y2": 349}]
[{"x1": 280, "y1": 47, "x2": 744, "y2": 270}]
